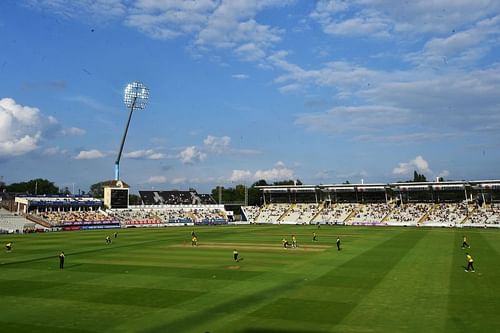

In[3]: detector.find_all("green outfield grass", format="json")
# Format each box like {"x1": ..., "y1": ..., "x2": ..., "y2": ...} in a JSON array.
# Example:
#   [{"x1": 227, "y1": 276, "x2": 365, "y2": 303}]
[{"x1": 1, "y1": 225, "x2": 499, "y2": 333}]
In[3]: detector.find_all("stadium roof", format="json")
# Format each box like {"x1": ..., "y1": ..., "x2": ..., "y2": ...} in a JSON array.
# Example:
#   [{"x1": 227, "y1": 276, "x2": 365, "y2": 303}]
[{"x1": 256, "y1": 180, "x2": 500, "y2": 193}]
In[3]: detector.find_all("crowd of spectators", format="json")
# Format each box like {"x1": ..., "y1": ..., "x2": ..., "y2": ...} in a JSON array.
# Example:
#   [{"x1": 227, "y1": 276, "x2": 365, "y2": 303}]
[
  {"x1": 108, "y1": 206, "x2": 228, "y2": 225},
  {"x1": 425, "y1": 202, "x2": 469, "y2": 225},
  {"x1": 241, "y1": 206, "x2": 260, "y2": 222},
  {"x1": 385, "y1": 203, "x2": 432, "y2": 224},
  {"x1": 282, "y1": 204, "x2": 320, "y2": 223},
  {"x1": 34, "y1": 210, "x2": 114, "y2": 226},
  {"x1": 255, "y1": 204, "x2": 291, "y2": 223},
  {"x1": 467, "y1": 203, "x2": 500, "y2": 225},
  {"x1": 139, "y1": 191, "x2": 216, "y2": 205},
  {"x1": 351, "y1": 203, "x2": 390, "y2": 223},
  {"x1": 313, "y1": 203, "x2": 358, "y2": 224}
]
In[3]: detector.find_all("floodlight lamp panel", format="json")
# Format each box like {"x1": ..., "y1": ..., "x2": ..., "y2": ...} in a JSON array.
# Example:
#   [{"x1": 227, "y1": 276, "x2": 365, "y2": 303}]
[{"x1": 123, "y1": 81, "x2": 149, "y2": 110}]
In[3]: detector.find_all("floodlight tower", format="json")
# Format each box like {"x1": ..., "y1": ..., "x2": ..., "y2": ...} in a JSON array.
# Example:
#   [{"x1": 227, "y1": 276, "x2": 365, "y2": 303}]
[{"x1": 114, "y1": 81, "x2": 149, "y2": 180}]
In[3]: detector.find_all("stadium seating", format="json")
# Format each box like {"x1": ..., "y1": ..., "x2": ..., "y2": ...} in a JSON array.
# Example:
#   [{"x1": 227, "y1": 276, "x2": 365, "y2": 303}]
[
  {"x1": 108, "y1": 205, "x2": 228, "y2": 227},
  {"x1": 241, "y1": 206, "x2": 260, "y2": 222},
  {"x1": 349, "y1": 203, "x2": 390, "y2": 225},
  {"x1": 466, "y1": 203, "x2": 500, "y2": 225},
  {"x1": 312, "y1": 203, "x2": 358, "y2": 224},
  {"x1": 384, "y1": 203, "x2": 432, "y2": 226},
  {"x1": 0, "y1": 208, "x2": 35, "y2": 233},
  {"x1": 424, "y1": 202, "x2": 470, "y2": 226},
  {"x1": 255, "y1": 204, "x2": 291, "y2": 223}
]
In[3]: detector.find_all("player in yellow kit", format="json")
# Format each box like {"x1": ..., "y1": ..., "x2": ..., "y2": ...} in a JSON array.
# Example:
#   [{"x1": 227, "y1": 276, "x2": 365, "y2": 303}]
[{"x1": 465, "y1": 253, "x2": 475, "y2": 272}]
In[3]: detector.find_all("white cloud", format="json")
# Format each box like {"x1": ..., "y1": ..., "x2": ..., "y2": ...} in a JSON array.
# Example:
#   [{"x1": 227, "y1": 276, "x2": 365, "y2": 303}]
[
  {"x1": 409, "y1": 15, "x2": 500, "y2": 67},
  {"x1": 204, "y1": 135, "x2": 231, "y2": 153},
  {"x1": 74, "y1": 149, "x2": 106, "y2": 160},
  {"x1": 392, "y1": 156, "x2": 432, "y2": 176},
  {"x1": 196, "y1": 1, "x2": 285, "y2": 49},
  {"x1": 234, "y1": 43, "x2": 266, "y2": 61},
  {"x1": 146, "y1": 175, "x2": 167, "y2": 184},
  {"x1": 170, "y1": 177, "x2": 187, "y2": 185},
  {"x1": 124, "y1": 149, "x2": 165, "y2": 160},
  {"x1": 43, "y1": 146, "x2": 68, "y2": 156},
  {"x1": 25, "y1": 0, "x2": 126, "y2": 19},
  {"x1": 229, "y1": 169, "x2": 253, "y2": 182},
  {"x1": 254, "y1": 161, "x2": 294, "y2": 181},
  {"x1": 295, "y1": 105, "x2": 411, "y2": 134},
  {"x1": 310, "y1": 0, "x2": 500, "y2": 37},
  {"x1": 227, "y1": 162, "x2": 295, "y2": 183},
  {"x1": 269, "y1": 53, "x2": 379, "y2": 94},
  {"x1": 178, "y1": 146, "x2": 207, "y2": 164},
  {"x1": 125, "y1": 0, "x2": 217, "y2": 39},
  {"x1": 61, "y1": 127, "x2": 86, "y2": 136},
  {"x1": 31, "y1": 0, "x2": 289, "y2": 62},
  {"x1": 438, "y1": 170, "x2": 450, "y2": 178},
  {"x1": 232, "y1": 74, "x2": 249, "y2": 80},
  {"x1": 0, "y1": 98, "x2": 49, "y2": 157}
]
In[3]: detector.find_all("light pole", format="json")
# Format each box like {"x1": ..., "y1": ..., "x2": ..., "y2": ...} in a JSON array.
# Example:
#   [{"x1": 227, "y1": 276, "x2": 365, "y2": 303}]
[{"x1": 115, "y1": 81, "x2": 149, "y2": 180}]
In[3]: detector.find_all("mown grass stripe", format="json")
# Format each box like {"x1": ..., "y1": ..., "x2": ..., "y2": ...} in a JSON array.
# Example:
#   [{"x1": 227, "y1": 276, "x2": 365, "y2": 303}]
[{"x1": 445, "y1": 230, "x2": 500, "y2": 333}]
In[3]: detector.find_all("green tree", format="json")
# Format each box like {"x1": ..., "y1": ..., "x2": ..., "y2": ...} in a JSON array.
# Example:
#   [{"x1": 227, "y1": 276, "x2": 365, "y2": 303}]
[
  {"x1": 89, "y1": 180, "x2": 117, "y2": 198},
  {"x1": 413, "y1": 171, "x2": 427, "y2": 182},
  {"x1": 129, "y1": 193, "x2": 142, "y2": 205},
  {"x1": 273, "y1": 179, "x2": 302, "y2": 186},
  {"x1": 6, "y1": 178, "x2": 59, "y2": 195},
  {"x1": 61, "y1": 186, "x2": 71, "y2": 196}
]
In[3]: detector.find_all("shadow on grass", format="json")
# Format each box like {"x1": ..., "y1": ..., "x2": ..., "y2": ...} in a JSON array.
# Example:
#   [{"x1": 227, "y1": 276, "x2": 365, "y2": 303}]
[
  {"x1": 242, "y1": 329, "x2": 327, "y2": 333},
  {"x1": 145, "y1": 278, "x2": 305, "y2": 333}
]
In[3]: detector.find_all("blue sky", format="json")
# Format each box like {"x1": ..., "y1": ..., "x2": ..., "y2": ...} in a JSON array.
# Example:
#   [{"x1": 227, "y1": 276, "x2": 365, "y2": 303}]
[{"x1": 1, "y1": 0, "x2": 499, "y2": 194}]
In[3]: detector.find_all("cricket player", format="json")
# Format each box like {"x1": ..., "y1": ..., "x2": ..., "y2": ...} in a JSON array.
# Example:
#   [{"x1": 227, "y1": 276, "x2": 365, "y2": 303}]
[
  {"x1": 192, "y1": 235, "x2": 198, "y2": 247},
  {"x1": 312, "y1": 232, "x2": 317, "y2": 241},
  {"x1": 106, "y1": 236, "x2": 111, "y2": 244},
  {"x1": 59, "y1": 251, "x2": 65, "y2": 269},
  {"x1": 292, "y1": 235, "x2": 297, "y2": 248},
  {"x1": 465, "y1": 253, "x2": 475, "y2": 272},
  {"x1": 336, "y1": 236, "x2": 341, "y2": 251},
  {"x1": 5, "y1": 242, "x2": 12, "y2": 251},
  {"x1": 282, "y1": 238, "x2": 290, "y2": 248},
  {"x1": 233, "y1": 249, "x2": 239, "y2": 262},
  {"x1": 462, "y1": 236, "x2": 470, "y2": 249}
]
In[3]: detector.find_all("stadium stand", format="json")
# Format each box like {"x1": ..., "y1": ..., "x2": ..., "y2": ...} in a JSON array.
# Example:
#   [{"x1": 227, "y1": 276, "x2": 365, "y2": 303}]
[
  {"x1": 254, "y1": 203, "x2": 291, "y2": 224},
  {"x1": 465, "y1": 203, "x2": 500, "y2": 225},
  {"x1": 312, "y1": 203, "x2": 358, "y2": 225},
  {"x1": 350, "y1": 203, "x2": 391, "y2": 225},
  {"x1": 139, "y1": 190, "x2": 216, "y2": 205},
  {"x1": 5, "y1": 180, "x2": 499, "y2": 229},
  {"x1": 384, "y1": 203, "x2": 432, "y2": 226},
  {"x1": 0, "y1": 208, "x2": 38, "y2": 233},
  {"x1": 423, "y1": 202, "x2": 470, "y2": 226},
  {"x1": 241, "y1": 206, "x2": 260, "y2": 222}
]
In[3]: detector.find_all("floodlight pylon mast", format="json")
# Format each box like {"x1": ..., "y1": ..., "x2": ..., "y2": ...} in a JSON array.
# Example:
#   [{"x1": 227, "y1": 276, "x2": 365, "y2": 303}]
[
  {"x1": 114, "y1": 97, "x2": 136, "y2": 181},
  {"x1": 114, "y1": 81, "x2": 149, "y2": 181}
]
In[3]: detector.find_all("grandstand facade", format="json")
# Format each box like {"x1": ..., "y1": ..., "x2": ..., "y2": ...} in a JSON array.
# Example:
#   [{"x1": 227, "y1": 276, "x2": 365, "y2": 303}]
[{"x1": 241, "y1": 180, "x2": 500, "y2": 228}]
